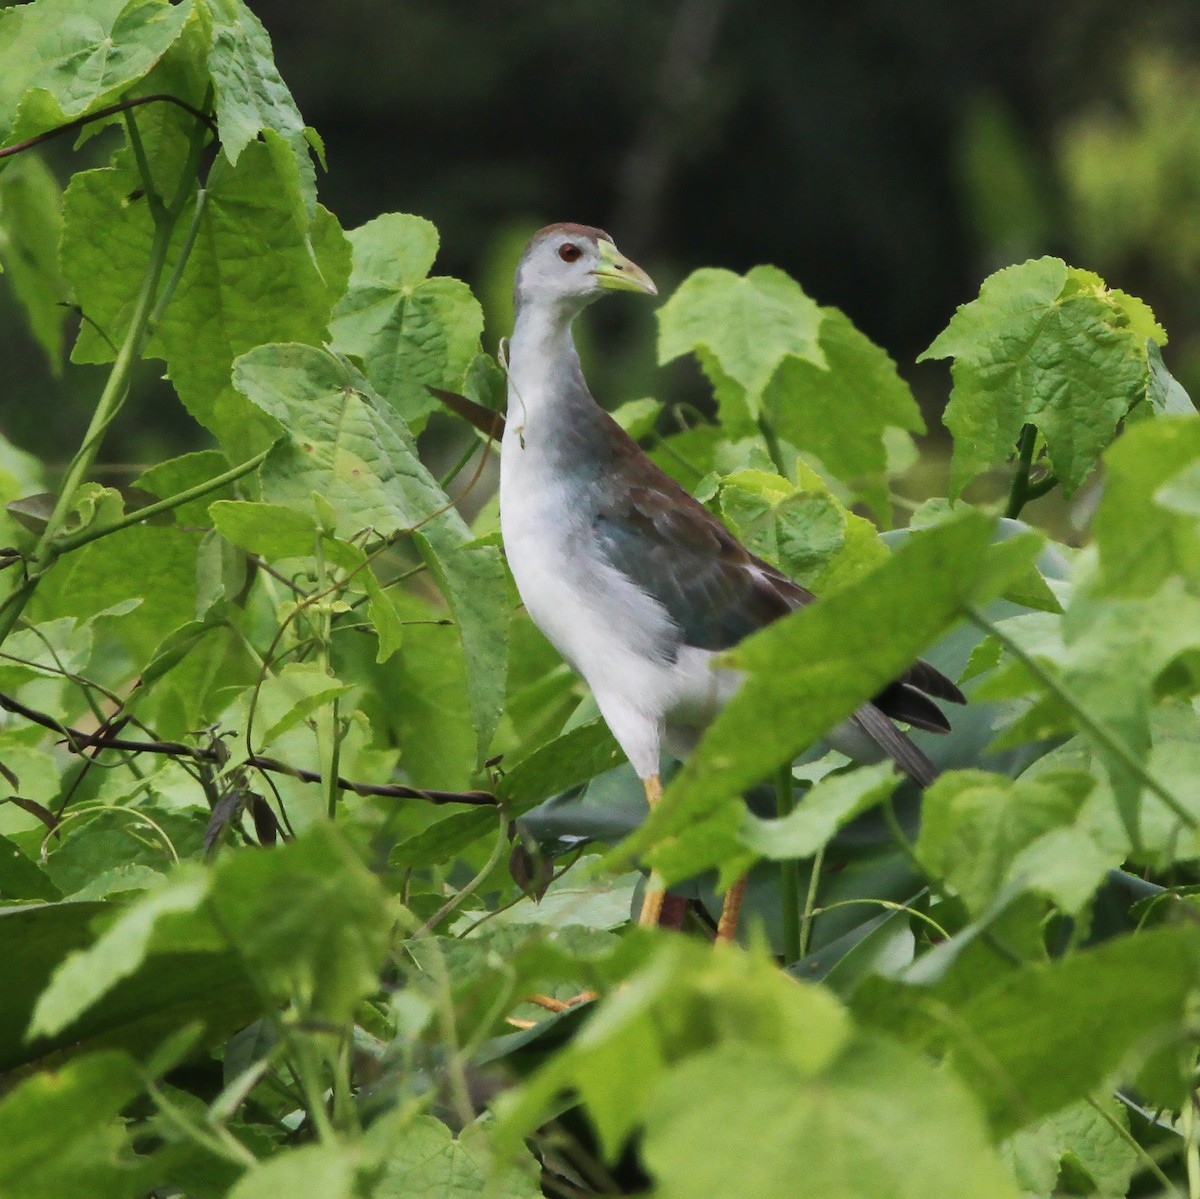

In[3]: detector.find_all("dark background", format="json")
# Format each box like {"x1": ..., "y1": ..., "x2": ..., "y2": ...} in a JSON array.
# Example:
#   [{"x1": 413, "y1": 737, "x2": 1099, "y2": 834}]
[{"x1": 3, "y1": 0, "x2": 1200, "y2": 473}]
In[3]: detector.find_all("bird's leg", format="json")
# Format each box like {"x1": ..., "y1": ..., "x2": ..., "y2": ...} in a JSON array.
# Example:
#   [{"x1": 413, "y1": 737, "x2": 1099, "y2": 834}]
[
  {"x1": 716, "y1": 874, "x2": 747, "y2": 943},
  {"x1": 637, "y1": 774, "x2": 666, "y2": 928}
]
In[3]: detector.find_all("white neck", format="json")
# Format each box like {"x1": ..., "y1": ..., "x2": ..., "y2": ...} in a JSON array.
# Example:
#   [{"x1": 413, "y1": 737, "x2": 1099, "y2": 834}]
[{"x1": 506, "y1": 301, "x2": 582, "y2": 425}]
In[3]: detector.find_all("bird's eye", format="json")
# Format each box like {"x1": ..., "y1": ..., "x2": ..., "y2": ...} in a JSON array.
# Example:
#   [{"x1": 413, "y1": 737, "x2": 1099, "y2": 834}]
[{"x1": 558, "y1": 242, "x2": 582, "y2": 263}]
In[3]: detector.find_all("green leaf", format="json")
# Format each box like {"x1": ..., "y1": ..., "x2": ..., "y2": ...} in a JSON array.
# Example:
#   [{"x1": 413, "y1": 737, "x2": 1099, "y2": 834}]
[
  {"x1": 205, "y1": 0, "x2": 317, "y2": 210},
  {"x1": 978, "y1": 580, "x2": 1200, "y2": 840},
  {"x1": 0, "y1": 152, "x2": 68, "y2": 372},
  {"x1": 414, "y1": 533, "x2": 509, "y2": 762},
  {"x1": 0, "y1": 1051, "x2": 149, "y2": 1199},
  {"x1": 233, "y1": 344, "x2": 450, "y2": 539},
  {"x1": 921, "y1": 257, "x2": 1164, "y2": 496},
  {"x1": 717, "y1": 465, "x2": 888, "y2": 593},
  {"x1": 0, "y1": 899, "x2": 260, "y2": 1073},
  {"x1": 252, "y1": 662, "x2": 356, "y2": 749},
  {"x1": 657, "y1": 266, "x2": 825, "y2": 423},
  {"x1": 642, "y1": 1038, "x2": 1019, "y2": 1199},
  {"x1": 496, "y1": 718, "x2": 624, "y2": 807},
  {"x1": 915, "y1": 769, "x2": 1119, "y2": 917},
  {"x1": 371, "y1": 1115, "x2": 541, "y2": 1199},
  {"x1": 64, "y1": 135, "x2": 350, "y2": 450},
  {"x1": 764, "y1": 307, "x2": 925, "y2": 516},
  {"x1": 1146, "y1": 341, "x2": 1194, "y2": 415},
  {"x1": 1003, "y1": 1096, "x2": 1137, "y2": 1199},
  {"x1": 29, "y1": 868, "x2": 211, "y2": 1038},
  {"x1": 0, "y1": 832, "x2": 61, "y2": 902},
  {"x1": 944, "y1": 924, "x2": 1200, "y2": 1135},
  {"x1": 208, "y1": 824, "x2": 394, "y2": 1024},
  {"x1": 137, "y1": 449, "x2": 244, "y2": 526},
  {"x1": 234, "y1": 344, "x2": 509, "y2": 758},
  {"x1": 741, "y1": 762, "x2": 900, "y2": 860},
  {"x1": 35, "y1": 526, "x2": 198, "y2": 666},
  {"x1": 1092, "y1": 414, "x2": 1200, "y2": 596},
  {"x1": 210, "y1": 500, "x2": 321, "y2": 559},
  {"x1": 226, "y1": 1144, "x2": 358, "y2": 1199},
  {"x1": 0, "y1": 0, "x2": 191, "y2": 147},
  {"x1": 389, "y1": 809, "x2": 497, "y2": 870},
  {"x1": 495, "y1": 939, "x2": 852, "y2": 1160},
  {"x1": 330, "y1": 213, "x2": 485, "y2": 430},
  {"x1": 615, "y1": 513, "x2": 1040, "y2": 863}
]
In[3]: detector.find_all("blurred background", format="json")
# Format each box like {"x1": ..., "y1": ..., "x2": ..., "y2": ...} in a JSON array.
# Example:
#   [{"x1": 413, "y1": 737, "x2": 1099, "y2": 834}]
[{"x1": 3, "y1": 0, "x2": 1200, "y2": 481}]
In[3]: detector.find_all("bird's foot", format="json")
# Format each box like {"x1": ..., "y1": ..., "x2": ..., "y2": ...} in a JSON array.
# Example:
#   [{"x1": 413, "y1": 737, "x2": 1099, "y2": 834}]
[{"x1": 715, "y1": 874, "x2": 747, "y2": 944}]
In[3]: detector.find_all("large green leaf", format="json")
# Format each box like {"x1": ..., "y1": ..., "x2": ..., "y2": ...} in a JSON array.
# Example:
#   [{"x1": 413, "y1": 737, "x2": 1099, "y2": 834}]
[
  {"x1": 0, "y1": 0, "x2": 190, "y2": 147},
  {"x1": 0, "y1": 901, "x2": 259, "y2": 1073},
  {"x1": 942, "y1": 925, "x2": 1200, "y2": 1135},
  {"x1": 330, "y1": 213, "x2": 485, "y2": 430},
  {"x1": 1092, "y1": 414, "x2": 1200, "y2": 596},
  {"x1": 207, "y1": 823, "x2": 394, "y2": 1024},
  {"x1": 915, "y1": 768, "x2": 1121, "y2": 917},
  {"x1": 63, "y1": 134, "x2": 349, "y2": 450},
  {"x1": 763, "y1": 306, "x2": 925, "y2": 515},
  {"x1": 495, "y1": 938, "x2": 851, "y2": 1160},
  {"x1": 643, "y1": 1038, "x2": 1019, "y2": 1199},
  {"x1": 371, "y1": 1115, "x2": 541, "y2": 1199},
  {"x1": 0, "y1": 1051, "x2": 150, "y2": 1199},
  {"x1": 205, "y1": 0, "x2": 315, "y2": 206},
  {"x1": 0, "y1": 153, "x2": 68, "y2": 372},
  {"x1": 921, "y1": 257, "x2": 1164, "y2": 495},
  {"x1": 657, "y1": 265, "x2": 825, "y2": 426},
  {"x1": 615, "y1": 512, "x2": 1041, "y2": 863}
]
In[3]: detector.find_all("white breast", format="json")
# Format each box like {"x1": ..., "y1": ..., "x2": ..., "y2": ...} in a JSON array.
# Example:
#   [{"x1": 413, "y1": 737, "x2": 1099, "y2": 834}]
[{"x1": 500, "y1": 419, "x2": 693, "y2": 778}]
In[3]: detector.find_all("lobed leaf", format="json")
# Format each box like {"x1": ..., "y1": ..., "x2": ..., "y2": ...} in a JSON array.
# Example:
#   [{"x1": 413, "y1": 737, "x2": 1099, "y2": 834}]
[
  {"x1": 330, "y1": 213, "x2": 485, "y2": 430},
  {"x1": 921, "y1": 257, "x2": 1165, "y2": 496},
  {"x1": 0, "y1": 0, "x2": 191, "y2": 147},
  {"x1": 657, "y1": 265, "x2": 825, "y2": 425}
]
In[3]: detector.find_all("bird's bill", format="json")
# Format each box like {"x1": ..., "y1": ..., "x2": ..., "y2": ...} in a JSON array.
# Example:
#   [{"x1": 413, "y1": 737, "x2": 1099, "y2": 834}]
[{"x1": 592, "y1": 239, "x2": 658, "y2": 296}]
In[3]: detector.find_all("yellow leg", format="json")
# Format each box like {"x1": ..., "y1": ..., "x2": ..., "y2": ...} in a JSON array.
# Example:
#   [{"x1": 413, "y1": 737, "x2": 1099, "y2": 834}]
[
  {"x1": 637, "y1": 774, "x2": 666, "y2": 928},
  {"x1": 716, "y1": 874, "x2": 747, "y2": 944}
]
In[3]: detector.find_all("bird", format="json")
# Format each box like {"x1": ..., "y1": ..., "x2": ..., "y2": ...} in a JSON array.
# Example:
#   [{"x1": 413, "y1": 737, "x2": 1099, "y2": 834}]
[{"x1": 498, "y1": 222, "x2": 964, "y2": 937}]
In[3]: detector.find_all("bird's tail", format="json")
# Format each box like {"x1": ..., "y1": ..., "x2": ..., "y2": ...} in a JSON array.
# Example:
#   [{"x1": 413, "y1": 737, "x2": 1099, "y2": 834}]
[{"x1": 850, "y1": 702, "x2": 941, "y2": 789}]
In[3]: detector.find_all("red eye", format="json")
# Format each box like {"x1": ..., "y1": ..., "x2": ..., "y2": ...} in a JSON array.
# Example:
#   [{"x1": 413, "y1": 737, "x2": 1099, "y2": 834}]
[{"x1": 558, "y1": 242, "x2": 582, "y2": 263}]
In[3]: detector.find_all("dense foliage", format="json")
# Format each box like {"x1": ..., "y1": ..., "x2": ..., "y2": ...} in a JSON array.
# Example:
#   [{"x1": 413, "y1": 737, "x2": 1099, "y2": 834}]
[{"x1": 1, "y1": 3, "x2": 1199, "y2": 1196}]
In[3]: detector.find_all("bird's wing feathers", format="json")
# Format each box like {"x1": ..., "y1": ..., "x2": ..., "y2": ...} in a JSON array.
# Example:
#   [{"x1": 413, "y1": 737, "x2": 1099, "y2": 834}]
[
  {"x1": 588, "y1": 434, "x2": 963, "y2": 779},
  {"x1": 592, "y1": 479, "x2": 811, "y2": 652}
]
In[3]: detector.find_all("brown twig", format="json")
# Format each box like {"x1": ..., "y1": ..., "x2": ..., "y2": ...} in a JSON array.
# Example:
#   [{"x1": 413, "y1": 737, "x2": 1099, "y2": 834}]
[
  {"x1": 0, "y1": 689, "x2": 498, "y2": 807},
  {"x1": 0, "y1": 93, "x2": 216, "y2": 162}
]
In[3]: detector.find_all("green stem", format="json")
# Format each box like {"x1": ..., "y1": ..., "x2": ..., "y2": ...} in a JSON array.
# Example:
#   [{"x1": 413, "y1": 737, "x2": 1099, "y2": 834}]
[
  {"x1": 0, "y1": 102, "x2": 212, "y2": 647},
  {"x1": 1090, "y1": 1095, "x2": 1184, "y2": 1199},
  {"x1": 774, "y1": 764, "x2": 801, "y2": 964},
  {"x1": 798, "y1": 844, "x2": 825, "y2": 958},
  {"x1": 966, "y1": 605, "x2": 1197, "y2": 830},
  {"x1": 54, "y1": 448, "x2": 270, "y2": 554},
  {"x1": 415, "y1": 813, "x2": 508, "y2": 937},
  {"x1": 757, "y1": 413, "x2": 789, "y2": 479},
  {"x1": 1005, "y1": 423, "x2": 1037, "y2": 519}
]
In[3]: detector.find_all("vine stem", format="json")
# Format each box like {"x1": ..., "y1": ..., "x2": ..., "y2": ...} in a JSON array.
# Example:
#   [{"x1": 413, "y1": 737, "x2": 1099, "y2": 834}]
[
  {"x1": 964, "y1": 605, "x2": 1197, "y2": 830},
  {"x1": 1005, "y1": 423, "x2": 1038, "y2": 519},
  {"x1": 798, "y1": 844, "x2": 825, "y2": 959},
  {"x1": 54, "y1": 447, "x2": 270, "y2": 554},
  {"x1": 415, "y1": 814, "x2": 509, "y2": 937},
  {"x1": 774, "y1": 764, "x2": 802, "y2": 964},
  {"x1": 0, "y1": 99, "x2": 214, "y2": 647}
]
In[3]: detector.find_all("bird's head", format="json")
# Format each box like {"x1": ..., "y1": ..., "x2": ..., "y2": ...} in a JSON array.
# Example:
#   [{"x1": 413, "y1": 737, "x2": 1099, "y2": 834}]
[{"x1": 513, "y1": 223, "x2": 657, "y2": 320}]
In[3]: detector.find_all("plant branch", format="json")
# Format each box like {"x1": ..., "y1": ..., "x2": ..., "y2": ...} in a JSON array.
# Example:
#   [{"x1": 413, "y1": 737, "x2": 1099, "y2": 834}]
[
  {"x1": 1005, "y1": 423, "x2": 1059, "y2": 519},
  {"x1": 0, "y1": 689, "x2": 498, "y2": 807},
  {"x1": 0, "y1": 93, "x2": 216, "y2": 162},
  {"x1": 54, "y1": 448, "x2": 271, "y2": 554},
  {"x1": 965, "y1": 605, "x2": 1197, "y2": 830},
  {"x1": 774, "y1": 764, "x2": 801, "y2": 964}
]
